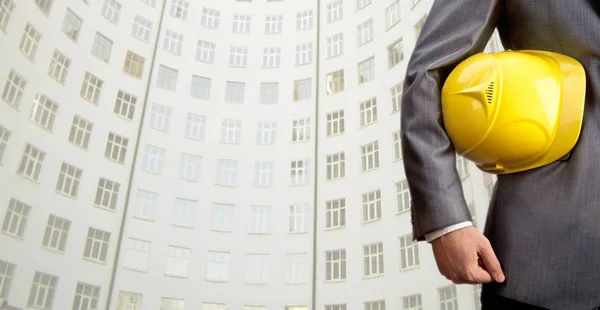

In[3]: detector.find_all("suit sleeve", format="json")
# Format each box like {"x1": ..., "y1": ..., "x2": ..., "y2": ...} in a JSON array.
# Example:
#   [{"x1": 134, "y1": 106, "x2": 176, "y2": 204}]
[{"x1": 401, "y1": 0, "x2": 502, "y2": 241}]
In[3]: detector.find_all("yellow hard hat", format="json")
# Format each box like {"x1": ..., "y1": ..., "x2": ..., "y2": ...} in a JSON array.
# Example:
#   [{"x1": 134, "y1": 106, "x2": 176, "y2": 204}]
[{"x1": 441, "y1": 50, "x2": 586, "y2": 174}]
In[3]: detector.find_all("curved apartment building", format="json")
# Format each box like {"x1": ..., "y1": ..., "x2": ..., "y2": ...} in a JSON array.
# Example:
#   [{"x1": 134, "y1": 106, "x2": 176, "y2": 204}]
[{"x1": 0, "y1": 0, "x2": 501, "y2": 309}]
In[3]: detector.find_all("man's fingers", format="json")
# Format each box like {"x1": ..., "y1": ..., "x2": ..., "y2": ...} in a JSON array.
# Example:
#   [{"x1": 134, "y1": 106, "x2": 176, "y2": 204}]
[{"x1": 479, "y1": 240, "x2": 505, "y2": 283}]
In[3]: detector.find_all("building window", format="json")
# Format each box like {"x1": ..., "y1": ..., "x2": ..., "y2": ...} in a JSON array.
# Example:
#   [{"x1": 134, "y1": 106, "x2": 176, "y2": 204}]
[
  {"x1": 325, "y1": 198, "x2": 345, "y2": 229},
  {"x1": 84, "y1": 227, "x2": 110, "y2": 263},
  {"x1": 325, "y1": 249, "x2": 346, "y2": 281},
  {"x1": 254, "y1": 162, "x2": 275, "y2": 187},
  {"x1": 105, "y1": 132, "x2": 128, "y2": 164},
  {"x1": 357, "y1": 19, "x2": 374, "y2": 46},
  {"x1": 27, "y1": 272, "x2": 58, "y2": 309},
  {"x1": 399, "y1": 234, "x2": 419, "y2": 270},
  {"x1": 220, "y1": 119, "x2": 242, "y2": 144},
  {"x1": 19, "y1": 23, "x2": 41, "y2": 60},
  {"x1": 140, "y1": 0, "x2": 156, "y2": 6},
  {"x1": 117, "y1": 291, "x2": 142, "y2": 310},
  {"x1": 210, "y1": 204, "x2": 234, "y2": 232},
  {"x1": 206, "y1": 251, "x2": 231, "y2": 282},
  {"x1": 286, "y1": 253, "x2": 308, "y2": 284},
  {"x1": 216, "y1": 159, "x2": 238, "y2": 186},
  {"x1": 357, "y1": 0, "x2": 372, "y2": 10},
  {"x1": 69, "y1": 115, "x2": 93, "y2": 149},
  {"x1": 390, "y1": 82, "x2": 402, "y2": 113},
  {"x1": 233, "y1": 14, "x2": 251, "y2": 33},
  {"x1": 388, "y1": 39, "x2": 404, "y2": 68},
  {"x1": 293, "y1": 78, "x2": 311, "y2": 101},
  {"x1": 62, "y1": 8, "x2": 82, "y2": 41},
  {"x1": 73, "y1": 282, "x2": 101, "y2": 310},
  {"x1": 0, "y1": 259, "x2": 15, "y2": 299},
  {"x1": 161, "y1": 298, "x2": 185, "y2": 310},
  {"x1": 18, "y1": 144, "x2": 45, "y2": 181},
  {"x1": 363, "y1": 242, "x2": 384, "y2": 277},
  {"x1": 326, "y1": 33, "x2": 344, "y2": 58},
  {"x1": 201, "y1": 8, "x2": 220, "y2": 29},
  {"x1": 469, "y1": 202, "x2": 478, "y2": 227},
  {"x1": 402, "y1": 294, "x2": 422, "y2": 310},
  {"x1": 0, "y1": 125, "x2": 10, "y2": 163},
  {"x1": 246, "y1": 254, "x2": 269, "y2": 284},
  {"x1": 91, "y1": 32, "x2": 112, "y2": 62},
  {"x1": 256, "y1": 121, "x2": 277, "y2": 145},
  {"x1": 396, "y1": 180, "x2": 411, "y2": 213},
  {"x1": 196, "y1": 41, "x2": 216, "y2": 63},
  {"x1": 114, "y1": 90, "x2": 137, "y2": 120},
  {"x1": 132, "y1": 15, "x2": 152, "y2": 41},
  {"x1": 133, "y1": 190, "x2": 158, "y2": 221},
  {"x1": 2, "y1": 198, "x2": 31, "y2": 238},
  {"x1": 172, "y1": 198, "x2": 196, "y2": 228},
  {"x1": 80, "y1": 72, "x2": 103, "y2": 104},
  {"x1": 149, "y1": 103, "x2": 171, "y2": 132},
  {"x1": 457, "y1": 156, "x2": 470, "y2": 179},
  {"x1": 163, "y1": 30, "x2": 183, "y2": 55},
  {"x1": 362, "y1": 189, "x2": 381, "y2": 222},
  {"x1": 415, "y1": 14, "x2": 427, "y2": 38},
  {"x1": 184, "y1": 114, "x2": 207, "y2": 140},
  {"x1": 296, "y1": 10, "x2": 313, "y2": 30},
  {"x1": 326, "y1": 152, "x2": 345, "y2": 181},
  {"x1": 2, "y1": 69, "x2": 27, "y2": 108},
  {"x1": 439, "y1": 285, "x2": 459, "y2": 310},
  {"x1": 326, "y1": 0, "x2": 343, "y2": 22},
  {"x1": 385, "y1": 1, "x2": 401, "y2": 29},
  {"x1": 292, "y1": 118, "x2": 311, "y2": 142},
  {"x1": 359, "y1": 97, "x2": 377, "y2": 126},
  {"x1": 30, "y1": 93, "x2": 59, "y2": 131},
  {"x1": 290, "y1": 159, "x2": 309, "y2": 186},
  {"x1": 123, "y1": 51, "x2": 145, "y2": 78},
  {"x1": 358, "y1": 57, "x2": 375, "y2": 84},
  {"x1": 263, "y1": 47, "x2": 281, "y2": 68},
  {"x1": 473, "y1": 284, "x2": 482, "y2": 310},
  {"x1": 249, "y1": 205, "x2": 271, "y2": 234},
  {"x1": 34, "y1": 0, "x2": 53, "y2": 14},
  {"x1": 289, "y1": 204, "x2": 308, "y2": 233},
  {"x1": 295, "y1": 43, "x2": 313, "y2": 65},
  {"x1": 392, "y1": 131, "x2": 402, "y2": 161},
  {"x1": 179, "y1": 154, "x2": 201, "y2": 182},
  {"x1": 325, "y1": 305, "x2": 346, "y2": 310},
  {"x1": 157, "y1": 65, "x2": 178, "y2": 91},
  {"x1": 360, "y1": 141, "x2": 379, "y2": 172},
  {"x1": 204, "y1": 303, "x2": 227, "y2": 310},
  {"x1": 142, "y1": 145, "x2": 165, "y2": 174},
  {"x1": 229, "y1": 47, "x2": 248, "y2": 67},
  {"x1": 326, "y1": 69, "x2": 344, "y2": 95},
  {"x1": 56, "y1": 162, "x2": 83, "y2": 198},
  {"x1": 265, "y1": 15, "x2": 282, "y2": 34},
  {"x1": 191, "y1": 75, "x2": 211, "y2": 99},
  {"x1": 326, "y1": 110, "x2": 344, "y2": 136},
  {"x1": 123, "y1": 238, "x2": 150, "y2": 272},
  {"x1": 260, "y1": 82, "x2": 278, "y2": 104},
  {"x1": 95, "y1": 178, "x2": 120, "y2": 211},
  {"x1": 169, "y1": 0, "x2": 189, "y2": 20},
  {"x1": 101, "y1": 0, "x2": 121, "y2": 22},
  {"x1": 48, "y1": 50, "x2": 71, "y2": 84},
  {"x1": 42, "y1": 214, "x2": 71, "y2": 253},
  {"x1": 0, "y1": 0, "x2": 16, "y2": 31},
  {"x1": 165, "y1": 246, "x2": 191, "y2": 278},
  {"x1": 225, "y1": 81, "x2": 245, "y2": 103}
]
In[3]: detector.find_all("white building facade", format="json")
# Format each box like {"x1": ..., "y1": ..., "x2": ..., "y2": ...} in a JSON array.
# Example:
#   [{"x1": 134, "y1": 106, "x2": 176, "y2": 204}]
[{"x1": 0, "y1": 0, "x2": 501, "y2": 309}]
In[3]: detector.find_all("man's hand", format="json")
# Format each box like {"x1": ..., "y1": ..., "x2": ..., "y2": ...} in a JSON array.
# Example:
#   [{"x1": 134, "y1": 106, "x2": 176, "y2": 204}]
[{"x1": 431, "y1": 226, "x2": 505, "y2": 284}]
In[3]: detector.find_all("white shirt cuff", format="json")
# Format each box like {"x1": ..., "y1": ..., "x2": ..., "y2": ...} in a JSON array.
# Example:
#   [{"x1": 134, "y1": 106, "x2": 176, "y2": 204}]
[{"x1": 424, "y1": 221, "x2": 473, "y2": 243}]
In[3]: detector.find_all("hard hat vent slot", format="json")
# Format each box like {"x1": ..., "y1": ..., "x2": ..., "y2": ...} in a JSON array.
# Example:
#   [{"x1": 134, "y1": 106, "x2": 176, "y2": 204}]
[{"x1": 485, "y1": 82, "x2": 494, "y2": 104}]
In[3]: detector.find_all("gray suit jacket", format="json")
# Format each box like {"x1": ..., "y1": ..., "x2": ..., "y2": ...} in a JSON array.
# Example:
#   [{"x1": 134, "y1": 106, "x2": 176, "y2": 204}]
[{"x1": 401, "y1": 1, "x2": 600, "y2": 309}]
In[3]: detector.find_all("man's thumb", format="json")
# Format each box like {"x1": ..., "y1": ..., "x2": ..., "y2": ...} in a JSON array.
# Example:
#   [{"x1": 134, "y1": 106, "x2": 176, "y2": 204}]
[{"x1": 479, "y1": 241, "x2": 505, "y2": 283}]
